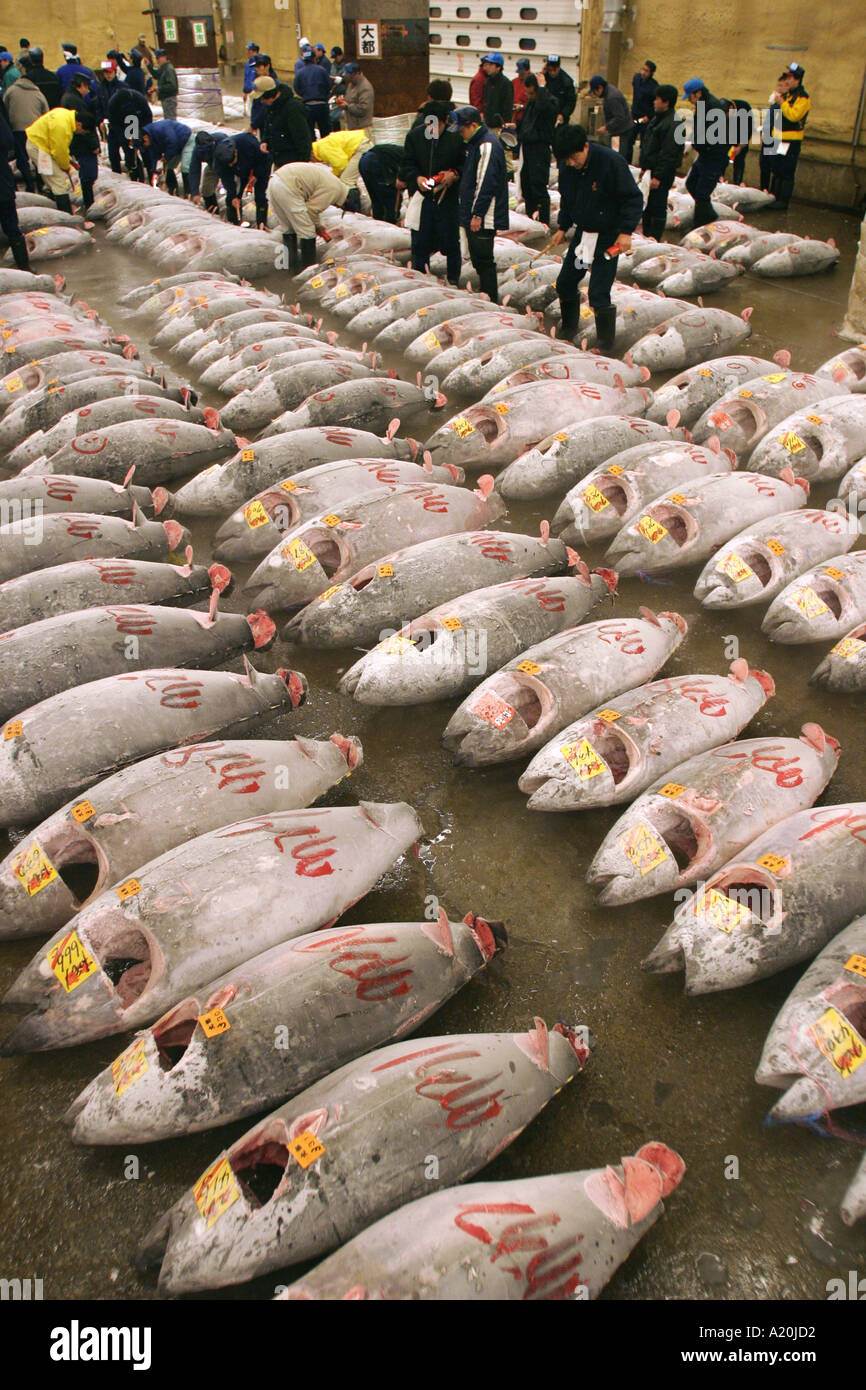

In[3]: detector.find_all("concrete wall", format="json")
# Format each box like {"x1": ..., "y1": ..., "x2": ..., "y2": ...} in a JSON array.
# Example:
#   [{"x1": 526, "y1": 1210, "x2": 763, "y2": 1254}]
[{"x1": 581, "y1": 0, "x2": 866, "y2": 208}]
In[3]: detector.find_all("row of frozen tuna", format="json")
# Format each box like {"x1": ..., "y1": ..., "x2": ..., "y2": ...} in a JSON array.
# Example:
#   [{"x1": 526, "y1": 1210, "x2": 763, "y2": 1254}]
[{"x1": 1, "y1": 190, "x2": 95, "y2": 263}]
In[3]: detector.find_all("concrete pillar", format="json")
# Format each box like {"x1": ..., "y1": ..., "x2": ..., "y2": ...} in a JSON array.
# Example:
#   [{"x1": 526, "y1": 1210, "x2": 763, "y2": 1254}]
[{"x1": 840, "y1": 218, "x2": 866, "y2": 341}]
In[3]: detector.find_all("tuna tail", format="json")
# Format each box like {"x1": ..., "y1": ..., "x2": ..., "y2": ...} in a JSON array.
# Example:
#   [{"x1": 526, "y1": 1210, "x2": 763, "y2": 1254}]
[
  {"x1": 800, "y1": 722, "x2": 839, "y2": 756},
  {"x1": 666, "y1": 409, "x2": 681, "y2": 429},
  {"x1": 707, "y1": 434, "x2": 720, "y2": 453},
  {"x1": 773, "y1": 349, "x2": 792, "y2": 368},
  {"x1": 741, "y1": 306, "x2": 753, "y2": 322},
  {"x1": 540, "y1": 519, "x2": 550, "y2": 544},
  {"x1": 163, "y1": 520, "x2": 185, "y2": 551},
  {"x1": 209, "y1": 563, "x2": 233, "y2": 596},
  {"x1": 203, "y1": 407, "x2": 220, "y2": 429},
  {"x1": 246, "y1": 610, "x2": 276, "y2": 649},
  {"x1": 595, "y1": 567, "x2": 618, "y2": 595},
  {"x1": 474, "y1": 475, "x2": 495, "y2": 501},
  {"x1": 329, "y1": 732, "x2": 363, "y2": 771},
  {"x1": 635, "y1": 1143, "x2": 686, "y2": 1197},
  {"x1": 463, "y1": 912, "x2": 507, "y2": 962},
  {"x1": 422, "y1": 451, "x2": 433, "y2": 473},
  {"x1": 422, "y1": 907, "x2": 454, "y2": 955},
  {"x1": 584, "y1": 1154, "x2": 667, "y2": 1228},
  {"x1": 386, "y1": 418, "x2": 400, "y2": 440},
  {"x1": 554, "y1": 1021, "x2": 593, "y2": 1068},
  {"x1": 152, "y1": 487, "x2": 170, "y2": 516}
]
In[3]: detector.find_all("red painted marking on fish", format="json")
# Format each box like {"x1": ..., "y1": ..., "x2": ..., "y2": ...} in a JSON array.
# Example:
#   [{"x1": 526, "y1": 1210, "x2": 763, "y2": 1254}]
[
  {"x1": 204, "y1": 752, "x2": 268, "y2": 794},
  {"x1": 713, "y1": 742, "x2": 804, "y2": 787},
  {"x1": 742, "y1": 475, "x2": 781, "y2": 497},
  {"x1": 406, "y1": 484, "x2": 447, "y2": 514},
  {"x1": 656, "y1": 676, "x2": 731, "y2": 716},
  {"x1": 70, "y1": 435, "x2": 108, "y2": 455},
  {"x1": 798, "y1": 807, "x2": 866, "y2": 846},
  {"x1": 65, "y1": 518, "x2": 102, "y2": 539},
  {"x1": 326, "y1": 944, "x2": 413, "y2": 1001},
  {"x1": 323, "y1": 430, "x2": 355, "y2": 446},
  {"x1": 273, "y1": 825, "x2": 337, "y2": 876},
  {"x1": 141, "y1": 674, "x2": 202, "y2": 708},
  {"x1": 153, "y1": 423, "x2": 178, "y2": 442},
  {"x1": 161, "y1": 741, "x2": 226, "y2": 769},
  {"x1": 85, "y1": 559, "x2": 138, "y2": 585},
  {"x1": 501, "y1": 577, "x2": 566, "y2": 612},
  {"x1": 372, "y1": 1041, "x2": 468, "y2": 1073},
  {"x1": 44, "y1": 478, "x2": 79, "y2": 502},
  {"x1": 105, "y1": 605, "x2": 156, "y2": 635},
  {"x1": 453, "y1": 1203, "x2": 583, "y2": 1298},
  {"x1": 807, "y1": 511, "x2": 845, "y2": 532},
  {"x1": 596, "y1": 621, "x2": 646, "y2": 655},
  {"x1": 468, "y1": 532, "x2": 512, "y2": 562}
]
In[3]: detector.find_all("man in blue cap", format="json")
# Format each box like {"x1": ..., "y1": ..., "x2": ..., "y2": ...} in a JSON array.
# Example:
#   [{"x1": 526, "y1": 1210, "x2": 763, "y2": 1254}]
[
  {"x1": 294, "y1": 43, "x2": 331, "y2": 137},
  {"x1": 313, "y1": 44, "x2": 331, "y2": 76},
  {"x1": 243, "y1": 42, "x2": 259, "y2": 108},
  {"x1": 479, "y1": 52, "x2": 512, "y2": 137},
  {"x1": 212, "y1": 131, "x2": 271, "y2": 226},
  {"x1": 550, "y1": 122, "x2": 643, "y2": 352},
  {"x1": 449, "y1": 104, "x2": 508, "y2": 303},
  {"x1": 682, "y1": 77, "x2": 731, "y2": 226},
  {"x1": 140, "y1": 118, "x2": 192, "y2": 195}
]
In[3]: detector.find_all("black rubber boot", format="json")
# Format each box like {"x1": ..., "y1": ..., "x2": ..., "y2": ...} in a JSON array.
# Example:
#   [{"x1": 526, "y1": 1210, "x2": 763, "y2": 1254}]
[
  {"x1": 80, "y1": 180, "x2": 94, "y2": 210},
  {"x1": 644, "y1": 216, "x2": 666, "y2": 242},
  {"x1": 282, "y1": 231, "x2": 300, "y2": 273},
  {"x1": 165, "y1": 167, "x2": 179, "y2": 196},
  {"x1": 594, "y1": 306, "x2": 617, "y2": 354},
  {"x1": 767, "y1": 176, "x2": 794, "y2": 211},
  {"x1": 181, "y1": 173, "x2": 191, "y2": 197},
  {"x1": 691, "y1": 198, "x2": 716, "y2": 228},
  {"x1": 299, "y1": 237, "x2": 317, "y2": 269},
  {"x1": 54, "y1": 193, "x2": 73, "y2": 214},
  {"x1": 342, "y1": 187, "x2": 361, "y2": 214},
  {"x1": 10, "y1": 236, "x2": 30, "y2": 271},
  {"x1": 558, "y1": 297, "x2": 581, "y2": 341}
]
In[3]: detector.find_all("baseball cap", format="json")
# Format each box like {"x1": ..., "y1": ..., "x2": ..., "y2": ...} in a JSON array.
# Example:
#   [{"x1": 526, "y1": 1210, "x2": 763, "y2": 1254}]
[
  {"x1": 0, "y1": 51, "x2": 13, "y2": 62},
  {"x1": 254, "y1": 53, "x2": 271, "y2": 64},
  {"x1": 516, "y1": 58, "x2": 530, "y2": 72},
  {"x1": 483, "y1": 51, "x2": 504, "y2": 66},
  {"x1": 154, "y1": 49, "x2": 166, "y2": 58},
  {"x1": 589, "y1": 74, "x2": 606, "y2": 89},
  {"x1": 195, "y1": 131, "x2": 215, "y2": 149},
  {"x1": 547, "y1": 55, "x2": 560, "y2": 64},
  {"x1": 447, "y1": 105, "x2": 481, "y2": 129},
  {"x1": 252, "y1": 75, "x2": 277, "y2": 94},
  {"x1": 100, "y1": 60, "x2": 115, "y2": 71},
  {"x1": 783, "y1": 61, "x2": 805, "y2": 79},
  {"x1": 213, "y1": 141, "x2": 237, "y2": 169},
  {"x1": 343, "y1": 62, "x2": 360, "y2": 75},
  {"x1": 683, "y1": 78, "x2": 704, "y2": 96},
  {"x1": 246, "y1": 41, "x2": 258, "y2": 51},
  {"x1": 330, "y1": 47, "x2": 342, "y2": 56},
  {"x1": 314, "y1": 43, "x2": 325, "y2": 51},
  {"x1": 61, "y1": 43, "x2": 77, "y2": 55},
  {"x1": 28, "y1": 45, "x2": 43, "y2": 61}
]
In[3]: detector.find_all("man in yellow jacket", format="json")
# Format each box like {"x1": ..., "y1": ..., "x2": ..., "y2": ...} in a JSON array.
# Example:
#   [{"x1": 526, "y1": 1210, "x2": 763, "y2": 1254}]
[
  {"x1": 760, "y1": 60, "x2": 810, "y2": 211},
  {"x1": 26, "y1": 105, "x2": 95, "y2": 211},
  {"x1": 311, "y1": 127, "x2": 372, "y2": 189}
]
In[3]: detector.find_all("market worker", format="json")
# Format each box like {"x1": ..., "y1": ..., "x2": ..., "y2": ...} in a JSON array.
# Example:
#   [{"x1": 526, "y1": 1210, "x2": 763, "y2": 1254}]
[
  {"x1": 26, "y1": 102, "x2": 96, "y2": 211},
  {"x1": 682, "y1": 76, "x2": 731, "y2": 227},
  {"x1": 760, "y1": 61, "x2": 810, "y2": 211},
  {"x1": 542, "y1": 56, "x2": 575, "y2": 126},
  {"x1": 268, "y1": 159, "x2": 355, "y2": 271},
  {"x1": 449, "y1": 104, "x2": 509, "y2": 305},
  {"x1": 639, "y1": 83, "x2": 682, "y2": 241}
]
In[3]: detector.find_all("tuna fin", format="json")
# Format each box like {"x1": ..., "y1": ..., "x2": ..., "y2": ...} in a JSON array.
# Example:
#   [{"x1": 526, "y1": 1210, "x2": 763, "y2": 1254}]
[
  {"x1": 422, "y1": 451, "x2": 433, "y2": 473},
  {"x1": 516, "y1": 1016, "x2": 550, "y2": 1072},
  {"x1": 697, "y1": 296, "x2": 704, "y2": 308},
  {"x1": 666, "y1": 408, "x2": 681, "y2": 429},
  {"x1": 246, "y1": 610, "x2": 276, "y2": 649},
  {"x1": 326, "y1": 330, "x2": 338, "y2": 346},
  {"x1": 203, "y1": 406, "x2": 220, "y2": 429},
  {"x1": 635, "y1": 1142, "x2": 686, "y2": 1197},
  {"x1": 584, "y1": 1166, "x2": 630, "y2": 1228},
  {"x1": 659, "y1": 609, "x2": 688, "y2": 634},
  {"x1": 501, "y1": 294, "x2": 511, "y2": 306},
  {"x1": 639, "y1": 605, "x2": 661, "y2": 626},
  {"x1": 540, "y1": 519, "x2": 550, "y2": 544},
  {"x1": 580, "y1": 337, "x2": 588, "y2": 351},
  {"x1": 287, "y1": 1107, "x2": 328, "y2": 1141},
  {"x1": 622, "y1": 1155, "x2": 665, "y2": 1223},
  {"x1": 163, "y1": 520, "x2": 185, "y2": 552},
  {"x1": 209, "y1": 563, "x2": 232, "y2": 595},
  {"x1": 204, "y1": 984, "x2": 238, "y2": 1012},
  {"x1": 123, "y1": 465, "x2": 135, "y2": 487},
  {"x1": 624, "y1": 351, "x2": 634, "y2": 366},
  {"x1": 828, "y1": 237, "x2": 836, "y2": 248},
  {"x1": 386, "y1": 418, "x2": 400, "y2": 440},
  {"x1": 421, "y1": 908, "x2": 454, "y2": 956},
  {"x1": 235, "y1": 436, "x2": 251, "y2": 449},
  {"x1": 800, "y1": 722, "x2": 827, "y2": 753},
  {"x1": 595, "y1": 567, "x2": 618, "y2": 594},
  {"x1": 780, "y1": 466, "x2": 795, "y2": 484},
  {"x1": 152, "y1": 487, "x2": 169, "y2": 516},
  {"x1": 741, "y1": 306, "x2": 753, "y2": 322},
  {"x1": 707, "y1": 434, "x2": 720, "y2": 453},
  {"x1": 640, "y1": 365, "x2": 651, "y2": 381},
  {"x1": 729, "y1": 657, "x2": 749, "y2": 683},
  {"x1": 444, "y1": 463, "x2": 460, "y2": 481},
  {"x1": 773, "y1": 349, "x2": 791, "y2": 368},
  {"x1": 566, "y1": 546, "x2": 582, "y2": 569},
  {"x1": 207, "y1": 587, "x2": 219, "y2": 622},
  {"x1": 475, "y1": 475, "x2": 495, "y2": 500}
]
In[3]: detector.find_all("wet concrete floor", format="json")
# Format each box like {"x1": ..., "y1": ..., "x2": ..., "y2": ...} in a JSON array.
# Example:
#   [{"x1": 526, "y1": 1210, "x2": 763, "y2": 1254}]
[{"x1": 1, "y1": 197, "x2": 866, "y2": 1300}]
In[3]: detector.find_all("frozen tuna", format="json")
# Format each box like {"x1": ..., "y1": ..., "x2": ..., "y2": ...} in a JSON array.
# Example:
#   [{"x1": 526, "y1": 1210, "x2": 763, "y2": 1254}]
[
  {"x1": 495, "y1": 414, "x2": 688, "y2": 500},
  {"x1": 695, "y1": 509, "x2": 861, "y2": 609},
  {"x1": 762, "y1": 551, "x2": 866, "y2": 644}
]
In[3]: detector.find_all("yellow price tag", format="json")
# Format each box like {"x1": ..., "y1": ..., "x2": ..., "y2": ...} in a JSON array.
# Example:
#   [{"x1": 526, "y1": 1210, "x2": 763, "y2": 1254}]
[
  {"x1": 793, "y1": 586, "x2": 828, "y2": 619},
  {"x1": 763, "y1": 372, "x2": 787, "y2": 383},
  {"x1": 111, "y1": 1038, "x2": 149, "y2": 1096},
  {"x1": 583, "y1": 484, "x2": 610, "y2": 513},
  {"x1": 243, "y1": 499, "x2": 270, "y2": 529},
  {"x1": 240, "y1": 448, "x2": 255, "y2": 462},
  {"x1": 383, "y1": 634, "x2": 413, "y2": 655},
  {"x1": 516, "y1": 660, "x2": 541, "y2": 675},
  {"x1": 288, "y1": 1130, "x2": 326, "y2": 1169},
  {"x1": 318, "y1": 584, "x2": 343, "y2": 601},
  {"x1": 806, "y1": 414, "x2": 824, "y2": 425},
  {"x1": 377, "y1": 563, "x2": 394, "y2": 578},
  {"x1": 766, "y1": 538, "x2": 785, "y2": 556},
  {"x1": 4, "y1": 375, "x2": 24, "y2": 393},
  {"x1": 450, "y1": 416, "x2": 475, "y2": 438},
  {"x1": 658, "y1": 782, "x2": 686, "y2": 799},
  {"x1": 738, "y1": 389, "x2": 754, "y2": 399},
  {"x1": 596, "y1": 708, "x2": 621, "y2": 723},
  {"x1": 809, "y1": 1006, "x2": 866, "y2": 1079},
  {"x1": 416, "y1": 307, "x2": 429, "y2": 317},
  {"x1": 422, "y1": 331, "x2": 440, "y2": 350},
  {"x1": 844, "y1": 954, "x2": 866, "y2": 979},
  {"x1": 756, "y1": 852, "x2": 787, "y2": 874},
  {"x1": 779, "y1": 432, "x2": 805, "y2": 453},
  {"x1": 560, "y1": 738, "x2": 606, "y2": 780},
  {"x1": 279, "y1": 478, "x2": 297, "y2": 492},
  {"x1": 116, "y1": 878, "x2": 142, "y2": 901},
  {"x1": 198, "y1": 1006, "x2": 231, "y2": 1038},
  {"x1": 335, "y1": 284, "x2": 349, "y2": 298},
  {"x1": 441, "y1": 616, "x2": 462, "y2": 630},
  {"x1": 194, "y1": 1157, "x2": 240, "y2": 1228},
  {"x1": 322, "y1": 514, "x2": 341, "y2": 528},
  {"x1": 607, "y1": 463, "x2": 624, "y2": 476},
  {"x1": 554, "y1": 432, "x2": 569, "y2": 441},
  {"x1": 618, "y1": 823, "x2": 668, "y2": 876},
  {"x1": 493, "y1": 402, "x2": 510, "y2": 415},
  {"x1": 716, "y1": 551, "x2": 754, "y2": 584},
  {"x1": 823, "y1": 566, "x2": 845, "y2": 581},
  {"x1": 47, "y1": 929, "x2": 99, "y2": 993},
  {"x1": 830, "y1": 636, "x2": 866, "y2": 660},
  {"x1": 309, "y1": 276, "x2": 324, "y2": 289},
  {"x1": 697, "y1": 368, "x2": 713, "y2": 377},
  {"x1": 284, "y1": 538, "x2": 317, "y2": 572},
  {"x1": 636, "y1": 515, "x2": 668, "y2": 543},
  {"x1": 4, "y1": 720, "x2": 23, "y2": 740},
  {"x1": 13, "y1": 841, "x2": 58, "y2": 897},
  {"x1": 70, "y1": 800, "x2": 95, "y2": 823},
  {"x1": 694, "y1": 887, "x2": 747, "y2": 933}
]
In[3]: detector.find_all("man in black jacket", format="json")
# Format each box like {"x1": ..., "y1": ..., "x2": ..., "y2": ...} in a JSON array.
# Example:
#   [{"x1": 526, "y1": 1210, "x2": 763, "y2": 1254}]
[
  {"x1": 682, "y1": 77, "x2": 730, "y2": 227},
  {"x1": 358, "y1": 142, "x2": 405, "y2": 222},
  {"x1": 251, "y1": 77, "x2": 312, "y2": 169},
  {"x1": 107, "y1": 86, "x2": 152, "y2": 178},
  {"x1": 0, "y1": 101, "x2": 29, "y2": 268},
  {"x1": 543, "y1": 57, "x2": 575, "y2": 126},
  {"x1": 451, "y1": 104, "x2": 509, "y2": 303},
  {"x1": 480, "y1": 53, "x2": 513, "y2": 133},
  {"x1": 588, "y1": 75, "x2": 633, "y2": 153},
  {"x1": 519, "y1": 74, "x2": 556, "y2": 225},
  {"x1": 401, "y1": 98, "x2": 463, "y2": 283},
  {"x1": 62, "y1": 71, "x2": 99, "y2": 207},
  {"x1": 639, "y1": 83, "x2": 682, "y2": 241},
  {"x1": 551, "y1": 124, "x2": 643, "y2": 352},
  {"x1": 621, "y1": 59, "x2": 658, "y2": 165},
  {"x1": 22, "y1": 46, "x2": 61, "y2": 109}
]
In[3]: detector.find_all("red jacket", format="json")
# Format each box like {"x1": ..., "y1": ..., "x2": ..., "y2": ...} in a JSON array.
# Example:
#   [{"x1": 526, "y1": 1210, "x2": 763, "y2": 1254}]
[
  {"x1": 469, "y1": 67, "x2": 486, "y2": 114},
  {"x1": 512, "y1": 75, "x2": 529, "y2": 123}
]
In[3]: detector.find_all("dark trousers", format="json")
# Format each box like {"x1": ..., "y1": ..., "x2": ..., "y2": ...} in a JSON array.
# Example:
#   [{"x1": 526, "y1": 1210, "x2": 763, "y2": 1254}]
[
  {"x1": 618, "y1": 124, "x2": 638, "y2": 165},
  {"x1": 641, "y1": 178, "x2": 672, "y2": 239},
  {"x1": 12, "y1": 130, "x2": 32, "y2": 188},
  {"x1": 466, "y1": 227, "x2": 498, "y2": 302},
  {"x1": 556, "y1": 228, "x2": 618, "y2": 324},
  {"x1": 0, "y1": 197, "x2": 28, "y2": 267},
  {"x1": 730, "y1": 147, "x2": 747, "y2": 185},
  {"x1": 412, "y1": 196, "x2": 461, "y2": 284},
  {"x1": 108, "y1": 125, "x2": 143, "y2": 178},
  {"x1": 520, "y1": 143, "x2": 551, "y2": 224},
  {"x1": 685, "y1": 154, "x2": 727, "y2": 226},
  {"x1": 358, "y1": 151, "x2": 400, "y2": 223},
  {"x1": 304, "y1": 103, "x2": 331, "y2": 139},
  {"x1": 760, "y1": 140, "x2": 801, "y2": 202},
  {"x1": 77, "y1": 151, "x2": 98, "y2": 208}
]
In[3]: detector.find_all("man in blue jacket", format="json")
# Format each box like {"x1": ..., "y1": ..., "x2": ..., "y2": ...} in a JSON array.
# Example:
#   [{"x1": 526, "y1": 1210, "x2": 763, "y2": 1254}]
[
  {"x1": 294, "y1": 44, "x2": 330, "y2": 138},
  {"x1": 212, "y1": 131, "x2": 270, "y2": 226},
  {"x1": 243, "y1": 42, "x2": 259, "y2": 106},
  {"x1": 140, "y1": 119, "x2": 192, "y2": 194},
  {"x1": 682, "y1": 77, "x2": 731, "y2": 227},
  {"x1": 550, "y1": 123, "x2": 643, "y2": 352},
  {"x1": 187, "y1": 129, "x2": 227, "y2": 210},
  {"x1": 449, "y1": 105, "x2": 508, "y2": 303},
  {"x1": 56, "y1": 44, "x2": 96, "y2": 95}
]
